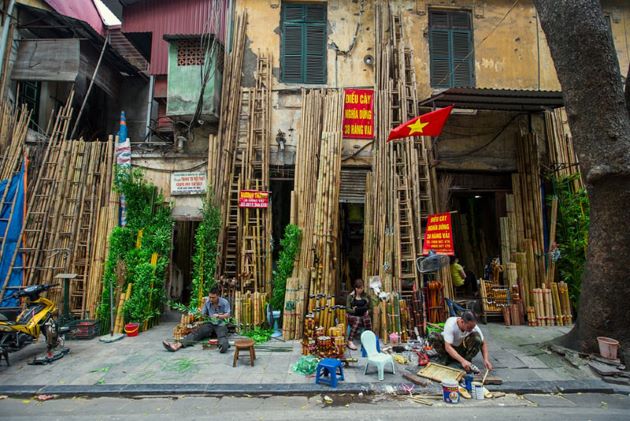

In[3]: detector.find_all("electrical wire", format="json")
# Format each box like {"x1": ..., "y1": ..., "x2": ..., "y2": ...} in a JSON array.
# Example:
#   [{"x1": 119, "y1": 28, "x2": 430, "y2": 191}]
[{"x1": 438, "y1": 112, "x2": 526, "y2": 159}]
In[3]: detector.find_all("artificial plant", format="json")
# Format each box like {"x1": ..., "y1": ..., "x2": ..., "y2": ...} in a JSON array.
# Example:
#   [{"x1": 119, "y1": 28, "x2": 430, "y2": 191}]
[
  {"x1": 270, "y1": 224, "x2": 301, "y2": 311},
  {"x1": 188, "y1": 196, "x2": 222, "y2": 310},
  {"x1": 97, "y1": 167, "x2": 173, "y2": 332}
]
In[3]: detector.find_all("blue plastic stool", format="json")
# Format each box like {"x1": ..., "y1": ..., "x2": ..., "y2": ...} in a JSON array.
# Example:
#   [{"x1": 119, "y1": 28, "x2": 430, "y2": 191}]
[
  {"x1": 360, "y1": 334, "x2": 381, "y2": 357},
  {"x1": 315, "y1": 358, "x2": 345, "y2": 388}
]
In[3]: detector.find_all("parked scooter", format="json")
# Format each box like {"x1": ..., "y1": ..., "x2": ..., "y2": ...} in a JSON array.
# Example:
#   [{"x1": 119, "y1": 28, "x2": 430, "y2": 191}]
[{"x1": 0, "y1": 284, "x2": 69, "y2": 366}]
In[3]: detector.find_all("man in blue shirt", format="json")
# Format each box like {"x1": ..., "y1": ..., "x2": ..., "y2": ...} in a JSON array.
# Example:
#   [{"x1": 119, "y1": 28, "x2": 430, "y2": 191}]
[{"x1": 163, "y1": 286, "x2": 231, "y2": 353}]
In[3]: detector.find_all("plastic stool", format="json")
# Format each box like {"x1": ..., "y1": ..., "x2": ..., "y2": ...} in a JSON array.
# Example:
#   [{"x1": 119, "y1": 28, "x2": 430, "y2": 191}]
[
  {"x1": 360, "y1": 334, "x2": 381, "y2": 357},
  {"x1": 315, "y1": 358, "x2": 345, "y2": 388}
]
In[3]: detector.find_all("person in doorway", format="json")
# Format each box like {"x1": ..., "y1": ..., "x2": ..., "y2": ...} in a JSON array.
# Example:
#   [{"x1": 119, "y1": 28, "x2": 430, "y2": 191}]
[
  {"x1": 450, "y1": 255, "x2": 466, "y2": 288},
  {"x1": 346, "y1": 278, "x2": 372, "y2": 350},
  {"x1": 162, "y1": 286, "x2": 231, "y2": 353},
  {"x1": 428, "y1": 311, "x2": 493, "y2": 372},
  {"x1": 451, "y1": 255, "x2": 477, "y2": 296}
]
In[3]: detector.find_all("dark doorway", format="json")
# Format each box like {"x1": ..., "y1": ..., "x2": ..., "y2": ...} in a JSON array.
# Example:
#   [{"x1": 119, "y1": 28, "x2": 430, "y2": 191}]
[
  {"x1": 340, "y1": 203, "x2": 364, "y2": 294},
  {"x1": 451, "y1": 192, "x2": 500, "y2": 288},
  {"x1": 172, "y1": 220, "x2": 199, "y2": 305}
]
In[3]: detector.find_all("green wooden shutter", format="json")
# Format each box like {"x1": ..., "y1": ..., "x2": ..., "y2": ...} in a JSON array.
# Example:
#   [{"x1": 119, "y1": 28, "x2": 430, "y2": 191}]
[
  {"x1": 305, "y1": 23, "x2": 326, "y2": 84},
  {"x1": 429, "y1": 10, "x2": 474, "y2": 88},
  {"x1": 281, "y1": 3, "x2": 326, "y2": 84},
  {"x1": 430, "y1": 29, "x2": 451, "y2": 88},
  {"x1": 452, "y1": 30, "x2": 473, "y2": 87}
]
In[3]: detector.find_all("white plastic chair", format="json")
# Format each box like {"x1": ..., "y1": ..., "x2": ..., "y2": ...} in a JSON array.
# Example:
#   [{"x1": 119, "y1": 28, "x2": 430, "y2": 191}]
[{"x1": 360, "y1": 330, "x2": 395, "y2": 381}]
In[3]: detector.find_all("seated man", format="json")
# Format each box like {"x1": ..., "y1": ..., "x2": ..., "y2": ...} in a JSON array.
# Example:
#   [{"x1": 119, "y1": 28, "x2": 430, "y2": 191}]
[
  {"x1": 429, "y1": 311, "x2": 493, "y2": 372},
  {"x1": 163, "y1": 287, "x2": 231, "y2": 353}
]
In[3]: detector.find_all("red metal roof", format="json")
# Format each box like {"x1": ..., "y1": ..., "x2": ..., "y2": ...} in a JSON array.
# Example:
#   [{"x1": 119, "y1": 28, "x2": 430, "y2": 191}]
[
  {"x1": 43, "y1": 0, "x2": 105, "y2": 35},
  {"x1": 122, "y1": 0, "x2": 227, "y2": 76}
]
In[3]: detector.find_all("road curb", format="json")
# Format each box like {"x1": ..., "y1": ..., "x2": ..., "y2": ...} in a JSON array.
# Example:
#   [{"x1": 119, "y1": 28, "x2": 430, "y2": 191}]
[{"x1": 0, "y1": 380, "x2": 622, "y2": 398}]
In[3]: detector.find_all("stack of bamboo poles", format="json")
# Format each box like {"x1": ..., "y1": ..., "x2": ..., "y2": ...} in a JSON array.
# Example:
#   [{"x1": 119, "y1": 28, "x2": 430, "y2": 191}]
[
  {"x1": 544, "y1": 108, "x2": 583, "y2": 191},
  {"x1": 282, "y1": 90, "x2": 343, "y2": 340},
  {"x1": 234, "y1": 291, "x2": 267, "y2": 332},
  {"x1": 508, "y1": 134, "x2": 546, "y2": 309},
  {"x1": 281, "y1": 277, "x2": 300, "y2": 339},
  {"x1": 208, "y1": 11, "x2": 247, "y2": 281},
  {"x1": 113, "y1": 283, "x2": 133, "y2": 334},
  {"x1": 373, "y1": 293, "x2": 410, "y2": 343},
  {"x1": 363, "y1": 5, "x2": 436, "y2": 339},
  {"x1": 528, "y1": 282, "x2": 572, "y2": 327},
  {"x1": 0, "y1": 93, "x2": 117, "y2": 316}
]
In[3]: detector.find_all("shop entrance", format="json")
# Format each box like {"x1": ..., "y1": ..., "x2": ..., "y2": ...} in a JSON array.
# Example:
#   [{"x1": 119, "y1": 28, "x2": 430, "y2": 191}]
[
  {"x1": 171, "y1": 220, "x2": 200, "y2": 305},
  {"x1": 340, "y1": 203, "x2": 364, "y2": 294},
  {"x1": 451, "y1": 192, "x2": 500, "y2": 279}
]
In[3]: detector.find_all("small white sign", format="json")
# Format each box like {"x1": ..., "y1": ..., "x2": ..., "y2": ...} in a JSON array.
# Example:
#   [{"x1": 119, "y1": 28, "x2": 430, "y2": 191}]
[{"x1": 171, "y1": 171, "x2": 207, "y2": 196}]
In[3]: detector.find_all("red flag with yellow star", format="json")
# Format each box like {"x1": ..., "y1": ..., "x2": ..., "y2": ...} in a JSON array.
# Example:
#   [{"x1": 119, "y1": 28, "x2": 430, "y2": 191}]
[{"x1": 387, "y1": 105, "x2": 454, "y2": 142}]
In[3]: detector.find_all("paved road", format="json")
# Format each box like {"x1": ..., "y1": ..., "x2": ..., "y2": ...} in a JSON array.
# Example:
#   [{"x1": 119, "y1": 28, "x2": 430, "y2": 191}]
[{"x1": 1, "y1": 393, "x2": 629, "y2": 420}]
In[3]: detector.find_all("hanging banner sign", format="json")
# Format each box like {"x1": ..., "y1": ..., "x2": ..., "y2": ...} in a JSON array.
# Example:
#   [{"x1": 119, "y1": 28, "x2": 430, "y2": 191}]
[
  {"x1": 422, "y1": 212, "x2": 454, "y2": 255},
  {"x1": 342, "y1": 88, "x2": 374, "y2": 139},
  {"x1": 239, "y1": 190, "x2": 269, "y2": 208},
  {"x1": 171, "y1": 171, "x2": 207, "y2": 195}
]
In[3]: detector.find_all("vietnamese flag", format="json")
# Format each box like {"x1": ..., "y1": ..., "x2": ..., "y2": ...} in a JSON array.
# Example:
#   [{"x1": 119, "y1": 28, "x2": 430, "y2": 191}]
[{"x1": 387, "y1": 105, "x2": 454, "y2": 142}]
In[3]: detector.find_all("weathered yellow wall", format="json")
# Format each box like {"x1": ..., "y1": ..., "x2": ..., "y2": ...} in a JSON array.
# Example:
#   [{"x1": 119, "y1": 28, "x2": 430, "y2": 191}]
[
  {"x1": 132, "y1": 156, "x2": 207, "y2": 220},
  {"x1": 232, "y1": 0, "x2": 630, "y2": 170}
]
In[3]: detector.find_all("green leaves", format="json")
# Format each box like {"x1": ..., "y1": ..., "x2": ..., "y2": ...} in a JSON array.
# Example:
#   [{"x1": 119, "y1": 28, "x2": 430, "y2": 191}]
[
  {"x1": 270, "y1": 224, "x2": 301, "y2": 311},
  {"x1": 241, "y1": 327, "x2": 274, "y2": 343},
  {"x1": 97, "y1": 167, "x2": 173, "y2": 331},
  {"x1": 551, "y1": 174, "x2": 589, "y2": 307},
  {"x1": 190, "y1": 196, "x2": 222, "y2": 310}
]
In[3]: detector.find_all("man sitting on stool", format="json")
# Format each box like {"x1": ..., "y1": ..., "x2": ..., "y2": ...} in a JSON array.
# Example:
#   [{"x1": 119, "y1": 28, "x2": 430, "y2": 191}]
[
  {"x1": 163, "y1": 286, "x2": 231, "y2": 353},
  {"x1": 429, "y1": 311, "x2": 493, "y2": 372}
]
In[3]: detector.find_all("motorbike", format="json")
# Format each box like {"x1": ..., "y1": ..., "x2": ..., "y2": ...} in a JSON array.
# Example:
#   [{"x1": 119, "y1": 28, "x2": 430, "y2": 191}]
[{"x1": 0, "y1": 284, "x2": 69, "y2": 366}]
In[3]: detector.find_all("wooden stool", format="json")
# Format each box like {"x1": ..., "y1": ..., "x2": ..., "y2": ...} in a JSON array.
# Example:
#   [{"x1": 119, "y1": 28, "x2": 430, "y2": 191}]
[{"x1": 233, "y1": 338, "x2": 256, "y2": 367}]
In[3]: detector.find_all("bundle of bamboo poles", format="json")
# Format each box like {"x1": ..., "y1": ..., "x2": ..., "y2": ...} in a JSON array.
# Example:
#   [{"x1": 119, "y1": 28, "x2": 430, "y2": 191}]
[
  {"x1": 208, "y1": 11, "x2": 248, "y2": 282},
  {"x1": 544, "y1": 108, "x2": 583, "y2": 191},
  {"x1": 234, "y1": 291, "x2": 267, "y2": 331},
  {"x1": 527, "y1": 281, "x2": 572, "y2": 327},
  {"x1": 0, "y1": 94, "x2": 117, "y2": 315},
  {"x1": 113, "y1": 283, "x2": 132, "y2": 334},
  {"x1": 281, "y1": 277, "x2": 300, "y2": 339},
  {"x1": 282, "y1": 89, "x2": 343, "y2": 340}
]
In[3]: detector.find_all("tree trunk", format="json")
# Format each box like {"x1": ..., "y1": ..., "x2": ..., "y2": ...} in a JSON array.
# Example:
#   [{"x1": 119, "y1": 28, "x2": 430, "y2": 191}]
[{"x1": 534, "y1": 0, "x2": 630, "y2": 362}]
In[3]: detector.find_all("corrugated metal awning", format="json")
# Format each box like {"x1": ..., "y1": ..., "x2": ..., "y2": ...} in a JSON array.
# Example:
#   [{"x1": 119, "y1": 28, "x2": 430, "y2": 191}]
[
  {"x1": 340, "y1": 168, "x2": 368, "y2": 204},
  {"x1": 12, "y1": 39, "x2": 80, "y2": 82},
  {"x1": 419, "y1": 87, "x2": 564, "y2": 112}
]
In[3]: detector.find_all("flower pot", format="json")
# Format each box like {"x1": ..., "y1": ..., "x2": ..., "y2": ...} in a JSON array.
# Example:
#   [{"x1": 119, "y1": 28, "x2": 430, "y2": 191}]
[{"x1": 597, "y1": 336, "x2": 620, "y2": 360}]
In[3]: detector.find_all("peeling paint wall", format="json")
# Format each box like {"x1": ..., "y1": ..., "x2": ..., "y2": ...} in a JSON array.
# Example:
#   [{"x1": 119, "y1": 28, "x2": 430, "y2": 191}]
[
  {"x1": 236, "y1": 0, "x2": 630, "y2": 172},
  {"x1": 237, "y1": 0, "x2": 376, "y2": 167}
]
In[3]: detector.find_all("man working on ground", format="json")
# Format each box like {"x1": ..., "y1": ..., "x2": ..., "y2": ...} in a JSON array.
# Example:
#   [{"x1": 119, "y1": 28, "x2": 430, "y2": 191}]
[
  {"x1": 429, "y1": 311, "x2": 493, "y2": 372},
  {"x1": 163, "y1": 287, "x2": 231, "y2": 353}
]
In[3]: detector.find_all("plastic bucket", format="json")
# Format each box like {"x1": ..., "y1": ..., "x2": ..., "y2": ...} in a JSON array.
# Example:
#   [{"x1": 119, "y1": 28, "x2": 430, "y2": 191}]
[
  {"x1": 597, "y1": 337, "x2": 620, "y2": 360},
  {"x1": 124, "y1": 323, "x2": 139, "y2": 337},
  {"x1": 442, "y1": 380, "x2": 460, "y2": 404},
  {"x1": 472, "y1": 382, "x2": 484, "y2": 400}
]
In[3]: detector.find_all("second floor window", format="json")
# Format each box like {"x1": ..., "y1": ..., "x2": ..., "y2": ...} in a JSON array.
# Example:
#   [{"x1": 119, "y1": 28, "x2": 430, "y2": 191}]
[
  {"x1": 281, "y1": 3, "x2": 327, "y2": 84},
  {"x1": 429, "y1": 10, "x2": 474, "y2": 88}
]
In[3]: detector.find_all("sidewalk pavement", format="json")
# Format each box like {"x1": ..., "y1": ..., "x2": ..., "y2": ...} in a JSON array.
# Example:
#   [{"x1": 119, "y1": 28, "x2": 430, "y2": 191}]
[{"x1": 0, "y1": 311, "x2": 623, "y2": 397}]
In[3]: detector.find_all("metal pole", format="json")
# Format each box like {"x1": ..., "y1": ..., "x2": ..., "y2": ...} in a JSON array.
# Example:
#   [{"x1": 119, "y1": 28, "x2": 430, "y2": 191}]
[
  {"x1": 144, "y1": 75, "x2": 154, "y2": 141},
  {"x1": 70, "y1": 34, "x2": 109, "y2": 139},
  {"x1": 0, "y1": 0, "x2": 16, "y2": 79}
]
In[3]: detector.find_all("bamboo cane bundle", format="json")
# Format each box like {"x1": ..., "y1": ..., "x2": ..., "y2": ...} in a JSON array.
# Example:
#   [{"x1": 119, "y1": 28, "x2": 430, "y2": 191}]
[
  {"x1": 506, "y1": 263, "x2": 518, "y2": 287},
  {"x1": 500, "y1": 217, "x2": 511, "y2": 265},
  {"x1": 551, "y1": 282, "x2": 563, "y2": 326}
]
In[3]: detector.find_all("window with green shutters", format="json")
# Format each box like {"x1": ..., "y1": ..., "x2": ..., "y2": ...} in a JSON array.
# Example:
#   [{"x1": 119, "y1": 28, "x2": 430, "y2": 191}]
[
  {"x1": 281, "y1": 3, "x2": 327, "y2": 84},
  {"x1": 429, "y1": 10, "x2": 474, "y2": 88}
]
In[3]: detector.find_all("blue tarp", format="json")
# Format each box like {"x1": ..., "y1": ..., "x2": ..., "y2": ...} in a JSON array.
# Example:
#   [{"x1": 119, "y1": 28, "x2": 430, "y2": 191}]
[{"x1": 0, "y1": 167, "x2": 24, "y2": 307}]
